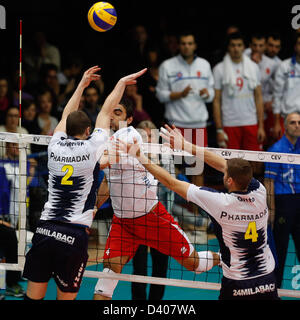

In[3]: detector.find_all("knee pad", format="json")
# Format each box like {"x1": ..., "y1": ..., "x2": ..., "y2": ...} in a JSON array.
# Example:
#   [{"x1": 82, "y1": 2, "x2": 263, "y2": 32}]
[
  {"x1": 195, "y1": 251, "x2": 214, "y2": 274},
  {"x1": 94, "y1": 268, "x2": 119, "y2": 298}
]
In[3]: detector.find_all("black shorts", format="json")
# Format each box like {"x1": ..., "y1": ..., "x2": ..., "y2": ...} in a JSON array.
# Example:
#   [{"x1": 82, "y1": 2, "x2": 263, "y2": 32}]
[
  {"x1": 219, "y1": 271, "x2": 280, "y2": 300},
  {"x1": 23, "y1": 220, "x2": 89, "y2": 293}
]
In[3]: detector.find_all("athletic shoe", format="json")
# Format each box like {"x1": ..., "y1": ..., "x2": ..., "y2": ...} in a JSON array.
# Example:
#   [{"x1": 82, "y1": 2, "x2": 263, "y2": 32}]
[{"x1": 5, "y1": 284, "x2": 25, "y2": 298}]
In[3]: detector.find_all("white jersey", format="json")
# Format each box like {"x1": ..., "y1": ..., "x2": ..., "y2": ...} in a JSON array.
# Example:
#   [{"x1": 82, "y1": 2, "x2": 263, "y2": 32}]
[
  {"x1": 40, "y1": 129, "x2": 108, "y2": 228},
  {"x1": 104, "y1": 126, "x2": 158, "y2": 218},
  {"x1": 244, "y1": 49, "x2": 277, "y2": 103},
  {"x1": 156, "y1": 54, "x2": 215, "y2": 128},
  {"x1": 273, "y1": 57, "x2": 300, "y2": 116},
  {"x1": 213, "y1": 60, "x2": 261, "y2": 127},
  {"x1": 187, "y1": 178, "x2": 275, "y2": 280}
]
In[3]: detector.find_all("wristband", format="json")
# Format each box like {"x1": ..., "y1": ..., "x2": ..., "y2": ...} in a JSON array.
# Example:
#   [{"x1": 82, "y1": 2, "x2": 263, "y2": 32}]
[{"x1": 216, "y1": 128, "x2": 224, "y2": 134}]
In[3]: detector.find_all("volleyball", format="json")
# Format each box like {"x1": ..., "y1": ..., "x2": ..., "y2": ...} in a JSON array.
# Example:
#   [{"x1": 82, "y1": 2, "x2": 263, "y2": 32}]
[{"x1": 87, "y1": 2, "x2": 117, "y2": 32}]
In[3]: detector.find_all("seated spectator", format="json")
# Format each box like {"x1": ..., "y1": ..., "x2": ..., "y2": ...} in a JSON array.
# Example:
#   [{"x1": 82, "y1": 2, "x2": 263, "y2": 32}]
[
  {"x1": 0, "y1": 106, "x2": 29, "y2": 158},
  {"x1": 124, "y1": 84, "x2": 151, "y2": 127},
  {"x1": 0, "y1": 219, "x2": 25, "y2": 298},
  {"x1": 82, "y1": 84, "x2": 102, "y2": 130},
  {"x1": 21, "y1": 99, "x2": 41, "y2": 135},
  {"x1": 36, "y1": 89, "x2": 58, "y2": 136},
  {"x1": 11, "y1": 69, "x2": 34, "y2": 107},
  {"x1": 23, "y1": 31, "x2": 61, "y2": 87},
  {"x1": 0, "y1": 76, "x2": 13, "y2": 121},
  {"x1": 138, "y1": 48, "x2": 165, "y2": 128}
]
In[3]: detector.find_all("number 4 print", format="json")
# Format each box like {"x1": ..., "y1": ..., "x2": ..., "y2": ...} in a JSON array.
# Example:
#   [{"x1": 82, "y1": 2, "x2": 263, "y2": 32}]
[{"x1": 244, "y1": 221, "x2": 258, "y2": 242}]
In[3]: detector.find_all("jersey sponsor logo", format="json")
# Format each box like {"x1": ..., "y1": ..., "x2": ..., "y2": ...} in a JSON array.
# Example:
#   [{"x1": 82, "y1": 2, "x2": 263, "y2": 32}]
[
  {"x1": 50, "y1": 152, "x2": 90, "y2": 163},
  {"x1": 220, "y1": 208, "x2": 267, "y2": 221},
  {"x1": 57, "y1": 140, "x2": 84, "y2": 147},
  {"x1": 233, "y1": 283, "x2": 275, "y2": 296},
  {"x1": 176, "y1": 72, "x2": 183, "y2": 79},
  {"x1": 237, "y1": 196, "x2": 255, "y2": 203},
  {"x1": 93, "y1": 128, "x2": 103, "y2": 134},
  {"x1": 36, "y1": 227, "x2": 75, "y2": 245}
]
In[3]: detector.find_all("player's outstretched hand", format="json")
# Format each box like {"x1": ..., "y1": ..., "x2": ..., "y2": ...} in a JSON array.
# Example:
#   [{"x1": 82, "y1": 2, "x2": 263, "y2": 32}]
[
  {"x1": 79, "y1": 66, "x2": 101, "y2": 89},
  {"x1": 119, "y1": 68, "x2": 147, "y2": 86},
  {"x1": 160, "y1": 124, "x2": 188, "y2": 151},
  {"x1": 114, "y1": 137, "x2": 144, "y2": 160}
]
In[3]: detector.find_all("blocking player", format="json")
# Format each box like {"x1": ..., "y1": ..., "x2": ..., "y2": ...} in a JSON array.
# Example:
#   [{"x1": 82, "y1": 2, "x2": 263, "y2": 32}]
[
  {"x1": 93, "y1": 98, "x2": 220, "y2": 300},
  {"x1": 119, "y1": 125, "x2": 279, "y2": 300},
  {"x1": 22, "y1": 66, "x2": 147, "y2": 300}
]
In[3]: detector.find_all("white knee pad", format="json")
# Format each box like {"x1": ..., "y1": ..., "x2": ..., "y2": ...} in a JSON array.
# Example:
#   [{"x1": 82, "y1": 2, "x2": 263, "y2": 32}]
[
  {"x1": 94, "y1": 268, "x2": 119, "y2": 298},
  {"x1": 195, "y1": 251, "x2": 214, "y2": 274}
]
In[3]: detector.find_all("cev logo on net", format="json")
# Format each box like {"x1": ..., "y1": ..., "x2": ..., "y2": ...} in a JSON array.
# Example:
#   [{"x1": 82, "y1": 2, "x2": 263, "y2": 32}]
[{"x1": 0, "y1": 5, "x2": 5, "y2": 29}]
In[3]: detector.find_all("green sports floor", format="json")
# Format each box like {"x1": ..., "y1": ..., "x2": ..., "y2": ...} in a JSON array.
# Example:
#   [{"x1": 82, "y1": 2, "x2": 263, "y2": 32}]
[{"x1": 5, "y1": 237, "x2": 300, "y2": 300}]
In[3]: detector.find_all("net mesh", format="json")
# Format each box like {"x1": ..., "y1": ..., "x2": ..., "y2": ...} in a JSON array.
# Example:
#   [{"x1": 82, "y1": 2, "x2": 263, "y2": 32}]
[{"x1": 0, "y1": 132, "x2": 299, "y2": 299}]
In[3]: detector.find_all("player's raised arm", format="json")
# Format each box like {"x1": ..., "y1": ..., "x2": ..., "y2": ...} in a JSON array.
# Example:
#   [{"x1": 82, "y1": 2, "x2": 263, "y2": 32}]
[
  {"x1": 95, "y1": 68, "x2": 147, "y2": 131},
  {"x1": 161, "y1": 124, "x2": 227, "y2": 173},
  {"x1": 116, "y1": 138, "x2": 190, "y2": 200},
  {"x1": 54, "y1": 66, "x2": 101, "y2": 134}
]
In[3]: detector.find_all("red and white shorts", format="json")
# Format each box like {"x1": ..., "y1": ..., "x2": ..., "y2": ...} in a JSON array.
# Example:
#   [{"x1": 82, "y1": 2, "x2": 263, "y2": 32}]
[{"x1": 103, "y1": 202, "x2": 194, "y2": 262}]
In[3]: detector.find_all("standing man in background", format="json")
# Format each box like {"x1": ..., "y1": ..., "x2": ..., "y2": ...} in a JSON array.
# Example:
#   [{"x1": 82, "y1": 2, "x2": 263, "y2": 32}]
[
  {"x1": 213, "y1": 32, "x2": 265, "y2": 152},
  {"x1": 264, "y1": 112, "x2": 300, "y2": 288},
  {"x1": 156, "y1": 31, "x2": 214, "y2": 188},
  {"x1": 273, "y1": 33, "x2": 300, "y2": 140}
]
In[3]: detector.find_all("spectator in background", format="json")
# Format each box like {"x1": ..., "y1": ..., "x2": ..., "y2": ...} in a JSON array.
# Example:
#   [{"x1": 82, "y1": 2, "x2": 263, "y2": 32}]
[
  {"x1": 210, "y1": 24, "x2": 240, "y2": 68},
  {"x1": 0, "y1": 106, "x2": 30, "y2": 158},
  {"x1": 0, "y1": 76, "x2": 13, "y2": 121},
  {"x1": 273, "y1": 33, "x2": 300, "y2": 140},
  {"x1": 21, "y1": 99, "x2": 41, "y2": 135},
  {"x1": 160, "y1": 33, "x2": 179, "y2": 60},
  {"x1": 124, "y1": 84, "x2": 151, "y2": 127},
  {"x1": 131, "y1": 120, "x2": 174, "y2": 300},
  {"x1": 82, "y1": 84, "x2": 102, "y2": 130},
  {"x1": 36, "y1": 89, "x2": 58, "y2": 136},
  {"x1": 156, "y1": 31, "x2": 214, "y2": 189},
  {"x1": 213, "y1": 32, "x2": 265, "y2": 151},
  {"x1": 23, "y1": 31, "x2": 61, "y2": 87},
  {"x1": 245, "y1": 33, "x2": 277, "y2": 148},
  {"x1": 138, "y1": 47, "x2": 166, "y2": 128},
  {"x1": 11, "y1": 69, "x2": 34, "y2": 108},
  {"x1": 265, "y1": 33, "x2": 282, "y2": 65},
  {"x1": 264, "y1": 112, "x2": 300, "y2": 288}
]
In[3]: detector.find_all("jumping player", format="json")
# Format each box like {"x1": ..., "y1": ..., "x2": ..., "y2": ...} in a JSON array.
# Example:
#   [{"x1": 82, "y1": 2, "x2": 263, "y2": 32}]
[
  {"x1": 93, "y1": 98, "x2": 220, "y2": 300},
  {"x1": 119, "y1": 124, "x2": 279, "y2": 300},
  {"x1": 22, "y1": 67, "x2": 147, "y2": 300}
]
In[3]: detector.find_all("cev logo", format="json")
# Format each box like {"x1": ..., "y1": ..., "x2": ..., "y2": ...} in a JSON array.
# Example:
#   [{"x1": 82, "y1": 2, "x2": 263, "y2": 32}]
[{"x1": 0, "y1": 5, "x2": 5, "y2": 29}]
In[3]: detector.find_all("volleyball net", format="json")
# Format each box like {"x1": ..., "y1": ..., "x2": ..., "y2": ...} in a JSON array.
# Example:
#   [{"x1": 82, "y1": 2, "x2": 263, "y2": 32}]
[{"x1": 0, "y1": 131, "x2": 300, "y2": 299}]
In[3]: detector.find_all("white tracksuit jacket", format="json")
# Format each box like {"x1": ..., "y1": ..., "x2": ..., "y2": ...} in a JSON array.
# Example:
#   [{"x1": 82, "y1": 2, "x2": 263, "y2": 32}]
[
  {"x1": 156, "y1": 54, "x2": 214, "y2": 128},
  {"x1": 273, "y1": 56, "x2": 300, "y2": 116}
]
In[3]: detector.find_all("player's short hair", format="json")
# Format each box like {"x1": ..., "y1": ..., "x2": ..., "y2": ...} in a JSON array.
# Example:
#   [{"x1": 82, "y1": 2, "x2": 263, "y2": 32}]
[
  {"x1": 227, "y1": 158, "x2": 253, "y2": 190},
  {"x1": 66, "y1": 110, "x2": 91, "y2": 137},
  {"x1": 225, "y1": 31, "x2": 246, "y2": 47},
  {"x1": 119, "y1": 96, "x2": 134, "y2": 119}
]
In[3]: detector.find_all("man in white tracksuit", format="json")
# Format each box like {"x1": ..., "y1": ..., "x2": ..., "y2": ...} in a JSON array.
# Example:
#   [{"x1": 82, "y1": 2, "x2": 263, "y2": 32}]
[
  {"x1": 156, "y1": 32, "x2": 214, "y2": 188},
  {"x1": 273, "y1": 33, "x2": 300, "y2": 140}
]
